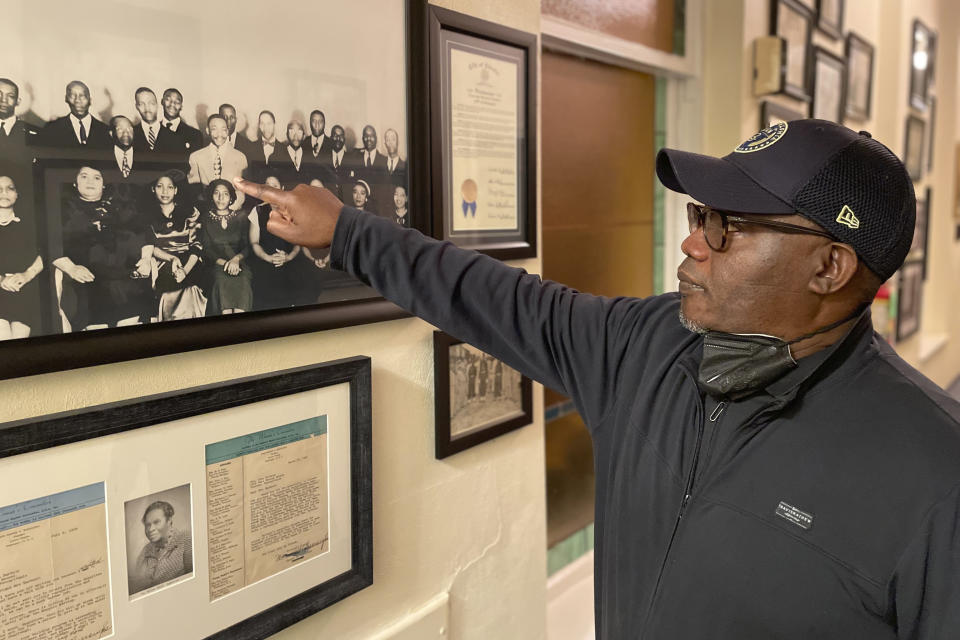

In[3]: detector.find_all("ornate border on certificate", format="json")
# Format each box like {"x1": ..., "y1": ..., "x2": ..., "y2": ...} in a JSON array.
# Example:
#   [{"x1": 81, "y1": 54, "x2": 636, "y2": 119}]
[
  {"x1": 0, "y1": 357, "x2": 372, "y2": 640},
  {"x1": 426, "y1": 5, "x2": 538, "y2": 260}
]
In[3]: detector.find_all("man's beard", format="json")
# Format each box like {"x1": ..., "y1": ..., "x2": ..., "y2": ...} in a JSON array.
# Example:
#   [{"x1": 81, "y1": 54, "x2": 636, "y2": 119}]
[{"x1": 678, "y1": 309, "x2": 709, "y2": 335}]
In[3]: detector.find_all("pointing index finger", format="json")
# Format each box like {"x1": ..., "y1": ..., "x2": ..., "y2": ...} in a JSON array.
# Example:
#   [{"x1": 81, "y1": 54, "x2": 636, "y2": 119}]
[{"x1": 233, "y1": 177, "x2": 291, "y2": 207}]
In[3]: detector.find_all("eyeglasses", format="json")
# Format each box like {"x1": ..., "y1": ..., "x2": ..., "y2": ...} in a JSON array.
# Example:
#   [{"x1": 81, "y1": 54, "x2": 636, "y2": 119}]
[{"x1": 686, "y1": 202, "x2": 835, "y2": 252}]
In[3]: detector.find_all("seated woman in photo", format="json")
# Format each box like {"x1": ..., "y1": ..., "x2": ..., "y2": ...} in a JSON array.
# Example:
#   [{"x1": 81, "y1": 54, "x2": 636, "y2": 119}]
[
  {"x1": 248, "y1": 175, "x2": 310, "y2": 310},
  {"x1": 53, "y1": 165, "x2": 153, "y2": 331},
  {"x1": 148, "y1": 170, "x2": 207, "y2": 321},
  {"x1": 0, "y1": 175, "x2": 44, "y2": 340},
  {"x1": 200, "y1": 179, "x2": 251, "y2": 315},
  {"x1": 392, "y1": 184, "x2": 409, "y2": 227}
]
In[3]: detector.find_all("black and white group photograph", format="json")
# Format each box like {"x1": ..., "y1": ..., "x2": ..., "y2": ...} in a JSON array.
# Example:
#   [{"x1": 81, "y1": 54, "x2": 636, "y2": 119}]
[
  {"x1": 448, "y1": 342, "x2": 524, "y2": 438},
  {"x1": 123, "y1": 483, "x2": 194, "y2": 598},
  {"x1": 1, "y1": 0, "x2": 410, "y2": 341}
]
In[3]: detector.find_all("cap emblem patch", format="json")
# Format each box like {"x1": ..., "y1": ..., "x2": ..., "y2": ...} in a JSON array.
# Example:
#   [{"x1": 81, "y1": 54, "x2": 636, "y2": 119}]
[
  {"x1": 733, "y1": 122, "x2": 788, "y2": 153},
  {"x1": 836, "y1": 205, "x2": 860, "y2": 229}
]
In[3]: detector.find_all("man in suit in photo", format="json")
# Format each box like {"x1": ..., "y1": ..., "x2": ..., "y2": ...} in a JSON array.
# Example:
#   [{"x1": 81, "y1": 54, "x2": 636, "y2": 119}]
[
  {"x1": 188, "y1": 114, "x2": 248, "y2": 209},
  {"x1": 132, "y1": 87, "x2": 169, "y2": 155},
  {"x1": 110, "y1": 115, "x2": 139, "y2": 180},
  {"x1": 218, "y1": 103, "x2": 243, "y2": 149},
  {"x1": 245, "y1": 110, "x2": 284, "y2": 182},
  {"x1": 383, "y1": 128, "x2": 406, "y2": 179},
  {"x1": 0, "y1": 78, "x2": 40, "y2": 165},
  {"x1": 318, "y1": 124, "x2": 349, "y2": 200},
  {"x1": 303, "y1": 109, "x2": 333, "y2": 169},
  {"x1": 275, "y1": 120, "x2": 310, "y2": 185},
  {"x1": 347, "y1": 124, "x2": 386, "y2": 187},
  {"x1": 38, "y1": 80, "x2": 111, "y2": 149},
  {"x1": 159, "y1": 88, "x2": 203, "y2": 162}
]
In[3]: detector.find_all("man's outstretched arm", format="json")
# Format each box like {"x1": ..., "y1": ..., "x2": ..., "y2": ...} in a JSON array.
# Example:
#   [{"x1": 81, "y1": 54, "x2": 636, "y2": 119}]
[{"x1": 233, "y1": 178, "x2": 648, "y2": 427}]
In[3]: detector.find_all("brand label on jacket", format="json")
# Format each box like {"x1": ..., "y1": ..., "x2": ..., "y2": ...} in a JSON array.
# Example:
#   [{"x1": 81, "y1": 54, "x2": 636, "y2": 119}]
[{"x1": 775, "y1": 501, "x2": 814, "y2": 530}]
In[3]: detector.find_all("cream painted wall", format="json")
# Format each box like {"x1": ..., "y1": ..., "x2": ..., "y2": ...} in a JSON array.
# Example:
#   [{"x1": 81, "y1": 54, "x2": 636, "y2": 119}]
[
  {"x1": 0, "y1": 2, "x2": 547, "y2": 640},
  {"x1": 702, "y1": 0, "x2": 960, "y2": 388}
]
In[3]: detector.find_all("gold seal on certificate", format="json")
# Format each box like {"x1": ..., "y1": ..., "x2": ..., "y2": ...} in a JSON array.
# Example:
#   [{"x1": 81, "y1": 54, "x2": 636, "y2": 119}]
[{"x1": 430, "y1": 6, "x2": 537, "y2": 258}]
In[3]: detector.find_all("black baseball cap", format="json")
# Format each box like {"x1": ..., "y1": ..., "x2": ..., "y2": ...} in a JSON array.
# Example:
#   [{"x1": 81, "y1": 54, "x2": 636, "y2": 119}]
[{"x1": 656, "y1": 119, "x2": 916, "y2": 281}]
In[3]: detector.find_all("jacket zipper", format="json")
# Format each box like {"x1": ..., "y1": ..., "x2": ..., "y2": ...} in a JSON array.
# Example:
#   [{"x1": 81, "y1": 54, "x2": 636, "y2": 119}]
[{"x1": 641, "y1": 381, "x2": 710, "y2": 632}]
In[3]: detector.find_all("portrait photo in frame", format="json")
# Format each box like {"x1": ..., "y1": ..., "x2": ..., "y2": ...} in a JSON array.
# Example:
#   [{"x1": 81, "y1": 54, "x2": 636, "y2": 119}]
[
  {"x1": 844, "y1": 32, "x2": 875, "y2": 121},
  {"x1": 426, "y1": 5, "x2": 538, "y2": 260},
  {"x1": 904, "y1": 114, "x2": 926, "y2": 182},
  {"x1": 909, "y1": 19, "x2": 935, "y2": 111},
  {"x1": 896, "y1": 262, "x2": 923, "y2": 342},
  {"x1": 0, "y1": 357, "x2": 372, "y2": 640},
  {"x1": 0, "y1": 0, "x2": 428, "y2": 380},
  {"x1": 770, "y1": 0, "x2": 814, "y2": 102},
  {"x1": 809, "y1": 46, "x2": 846, "y2": 122},
  {"x1": 433, "y1": 331, "x2": 532, "y2": 459}
]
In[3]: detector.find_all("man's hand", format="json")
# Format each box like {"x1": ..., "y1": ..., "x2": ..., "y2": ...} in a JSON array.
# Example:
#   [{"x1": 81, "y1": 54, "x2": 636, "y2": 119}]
[{"x1": 233, "y1": 178, "x2": 343, "y2": 249}]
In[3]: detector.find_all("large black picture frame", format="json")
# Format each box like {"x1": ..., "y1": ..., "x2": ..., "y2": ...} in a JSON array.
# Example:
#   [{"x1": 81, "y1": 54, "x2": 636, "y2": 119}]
[
  {"x1": 433, "y1": 331, "x2": 532, "y2": 459},
  {"x1": 0, "y1": 356, "x2": 373, "y2": 640},
  {"x1": 425, "y1": 4, "x2": 538, "y2": 260},
  {"x1": 0, "y1": 1, "x2": 432, "y2": 381}
]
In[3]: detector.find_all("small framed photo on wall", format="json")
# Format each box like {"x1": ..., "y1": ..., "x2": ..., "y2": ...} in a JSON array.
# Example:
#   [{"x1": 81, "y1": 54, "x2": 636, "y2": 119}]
[
  {"x1": 433, "y1": 331, "x2": 532, "y2": 459},
  {"x1": 770, "y1": 0, "x2": 814, "y2": 102},
  {"x1": 844, "y1": 32, "x2": 875, "y2": 121},
  {"x1": 816, "y1": 0, "x2": 844, "y2": 40},
  {"x1": 909, "y1": 19, "x2": 935, "y2": 111},
  {"x1": 809, "y1": 47, "x2": 846, "y2": 122},
  {"x1": 760, "y1": 100, "x2": 806, "y2": 129},
  {"x1": 904, "y1": 115, "x2": 926, "y2": 181},
  {"x1": 896, "y1": 261, "x2": 923, "y2": 341}
]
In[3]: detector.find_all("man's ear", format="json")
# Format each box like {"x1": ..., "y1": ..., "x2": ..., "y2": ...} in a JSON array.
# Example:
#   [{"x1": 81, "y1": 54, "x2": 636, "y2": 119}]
[{"x1": 809, "y1": 243, "x2": 859, "y2": 295}]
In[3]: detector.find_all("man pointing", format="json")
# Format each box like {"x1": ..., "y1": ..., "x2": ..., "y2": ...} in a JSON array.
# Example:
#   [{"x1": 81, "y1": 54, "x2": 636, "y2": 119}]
[{"x1": 234, "y1": 119, "x2": 960, "y2": 639}]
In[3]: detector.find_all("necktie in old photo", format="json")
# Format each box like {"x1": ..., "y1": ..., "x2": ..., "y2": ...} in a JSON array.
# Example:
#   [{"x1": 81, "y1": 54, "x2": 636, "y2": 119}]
[
  {"x1": 148, "y1": 125, "x2": 157, "y2": 150},
  {"x1": 79, "y1": 121, "x2": 87, "y2": 144},
  {"x1": 121, "y1": 154, "x2": 130, "y2": 178},
  {"x1": 214, "y1": 151, "x2": 222, "y2": 179}
]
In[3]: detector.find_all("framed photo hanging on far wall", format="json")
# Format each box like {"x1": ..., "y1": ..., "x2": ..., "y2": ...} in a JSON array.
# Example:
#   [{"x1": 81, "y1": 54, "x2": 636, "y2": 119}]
[
  {"x1": 0, "y1": 357, "x2": 373, "y2": 640},
  {"x1": 426, "y1": 5, "x2": 538, "y2": 260},
  {"x1": 769, "y1": 0, "x2": 814, "y2": 102},
  {"x1": 909, "y1": 19, "x2": 935, "y2": 111},
  {"x1": 809, "y1": 47, "x2": 846, "y2": 123},
  {"x1": 760, "y1": 100, "x2": 806, "y2": 129},
  {"x1": 896, "y1": 262, "x2": 923, "y2": 341},
  {"x1": 815, "y1": 0, "x2": 844, "y2": 40},
  {"x1": 844, "y1": 32, "x2": 875, "y2": 121},
  {"x1": 0, "y1": 0, "x2": 429, "y2": 380},
  {"x1": 904, "y1": 115, "x2": 926, "y2": 182}
]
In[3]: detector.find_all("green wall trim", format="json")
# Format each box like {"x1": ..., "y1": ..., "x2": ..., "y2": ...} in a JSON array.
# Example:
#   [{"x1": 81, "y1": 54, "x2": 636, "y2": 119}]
[
  {"x1": 653, "y1": 75, "x2": 668, "y2": 295},
  {"x1": 547, "y1": 522, "x2": 595, "y2": 576}
]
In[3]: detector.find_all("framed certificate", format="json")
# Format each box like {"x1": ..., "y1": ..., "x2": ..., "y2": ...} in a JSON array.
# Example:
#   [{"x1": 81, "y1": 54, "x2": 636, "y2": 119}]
[
  {"x1": 0, "y1": 357, "x2": 372, "y2": 640},
  {"x1": 426, "y1": 5, "x2": 538, "y2": 259}
]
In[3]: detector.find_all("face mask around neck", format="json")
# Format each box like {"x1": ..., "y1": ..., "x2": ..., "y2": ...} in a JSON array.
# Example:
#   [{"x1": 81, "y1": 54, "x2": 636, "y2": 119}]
[{"x1": 696, "y1": 307, "x2": 866, "y2": 400}]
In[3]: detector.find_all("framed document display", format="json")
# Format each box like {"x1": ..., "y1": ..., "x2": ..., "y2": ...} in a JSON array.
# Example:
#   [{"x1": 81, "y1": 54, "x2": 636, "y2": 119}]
[
  {"x1": 433, "y1": 331, "x2": 532, "y2": 459},
  {"x1": 0, "y1": 0, "x2": 427, "y2": 380},
  {"x1": 426, "y1": 5, "x2": 538, "y2": 259},
  {"x1": 0, "y1": 357, "x2": 372, "y2": 640},
  {"x1": 896, "y1": 262, "x2": 923, "y2": 342}
]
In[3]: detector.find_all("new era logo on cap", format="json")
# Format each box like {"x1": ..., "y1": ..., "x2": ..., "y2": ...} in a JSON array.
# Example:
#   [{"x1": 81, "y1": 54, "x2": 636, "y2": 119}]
[{"x1": 836, "y1": 205, "x2": 860, "y2": 229}]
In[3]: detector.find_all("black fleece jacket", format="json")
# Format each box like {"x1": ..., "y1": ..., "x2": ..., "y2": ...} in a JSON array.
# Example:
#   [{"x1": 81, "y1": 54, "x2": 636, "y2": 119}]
[{"x1": 331, "y1": 207, "x2": 960, "y2": 639}]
